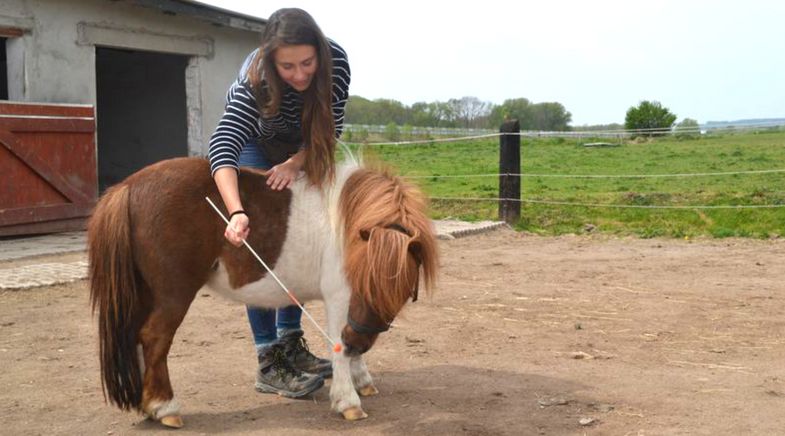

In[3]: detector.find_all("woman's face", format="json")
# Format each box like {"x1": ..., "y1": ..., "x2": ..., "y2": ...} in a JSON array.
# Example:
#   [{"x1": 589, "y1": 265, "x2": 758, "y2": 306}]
[{"x1": 274, "y1": 44, "x2": 318, "y2": 92}]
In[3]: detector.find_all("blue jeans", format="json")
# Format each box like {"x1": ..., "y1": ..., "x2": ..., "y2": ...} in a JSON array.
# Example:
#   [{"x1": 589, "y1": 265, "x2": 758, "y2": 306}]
[{"x1": 238, "y1": 143, "x2": 302, "y2": 347}]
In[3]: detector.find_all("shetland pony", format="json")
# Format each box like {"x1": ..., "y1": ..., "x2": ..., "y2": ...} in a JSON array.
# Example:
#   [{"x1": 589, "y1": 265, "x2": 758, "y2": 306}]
[{"x1": 88, "y1": 157, "x2": 437, "y2": 427}]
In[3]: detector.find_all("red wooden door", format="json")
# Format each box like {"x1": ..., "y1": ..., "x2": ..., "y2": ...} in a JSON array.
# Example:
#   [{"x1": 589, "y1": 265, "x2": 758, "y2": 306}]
[{"x1": 0, "y1": 101, "x2": 97, "y2": 236}]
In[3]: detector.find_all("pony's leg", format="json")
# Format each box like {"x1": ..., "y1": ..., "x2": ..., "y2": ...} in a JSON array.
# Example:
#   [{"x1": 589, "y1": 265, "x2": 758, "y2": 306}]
[
  {"x1": 138, "y1": 301, "x2": 191, "y2": 428},
  {"x1": 322, "y1": 284, "x2": 366, "y2": 420},
  {"x1": 330, "y1": 349, "x2": 365, "y2": 419},
  {"x1": 351, "y1": 356, "x2": 378, "y2": 397}
]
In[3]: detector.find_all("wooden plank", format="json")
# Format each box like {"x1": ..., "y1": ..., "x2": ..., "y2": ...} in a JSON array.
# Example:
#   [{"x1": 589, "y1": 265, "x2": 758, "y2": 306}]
[
  {"x1": 0, "y1": 144, "x2": 68, "y2": 206},
  {"x1": 0, "y1": 117, "x2": 95, "y2": 133},
  {"x1": 0, "y1": 130, "x2": 93, "y2": 204},
  {"x1": 0, "y1": 217, "x2": 88, "y2": 237},
  {"x1": 0, "y1": 202, "x2": 94, "y2": 227},
  {"x1": 0, "y1": 102, "x2": 94, "y2": 118},
  {"x1": 0, "y1": 27, "x2": 25, "y2": 38}
]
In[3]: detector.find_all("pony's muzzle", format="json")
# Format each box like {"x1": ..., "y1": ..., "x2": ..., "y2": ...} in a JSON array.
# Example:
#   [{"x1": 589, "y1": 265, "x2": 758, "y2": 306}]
[
  {"x1": 341, "y1": 342, "x2": 365, "y2": 357},
  {"x1": 341, "y1": 326, "x2": 378, "y2": 356}
]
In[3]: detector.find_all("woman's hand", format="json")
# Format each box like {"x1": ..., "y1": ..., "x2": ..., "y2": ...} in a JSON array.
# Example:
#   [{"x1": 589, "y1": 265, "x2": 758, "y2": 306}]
[
  {"x1": 266, "y1": 150, "x2": 306, "y2": 190},
  {"x1": 224, "y1": 212, "x2": 249, "y2": 247}
]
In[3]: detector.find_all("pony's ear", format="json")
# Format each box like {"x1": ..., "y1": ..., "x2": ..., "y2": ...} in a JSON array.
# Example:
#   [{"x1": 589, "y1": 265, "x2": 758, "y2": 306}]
[{"x1": 359, "y1": 229, "x2": 370, "y2": 241}]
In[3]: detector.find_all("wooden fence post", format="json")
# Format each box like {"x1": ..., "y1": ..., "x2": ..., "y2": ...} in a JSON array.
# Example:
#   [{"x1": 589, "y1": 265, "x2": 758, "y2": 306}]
[{"x1": 499, "y1": 120, "x2": 521, "y2": 224}]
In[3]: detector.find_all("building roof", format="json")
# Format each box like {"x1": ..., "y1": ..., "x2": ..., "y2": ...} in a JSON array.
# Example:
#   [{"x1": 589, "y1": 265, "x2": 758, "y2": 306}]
[{"x1": 125, "y1": 0, "x2": 266, "y2": 32}]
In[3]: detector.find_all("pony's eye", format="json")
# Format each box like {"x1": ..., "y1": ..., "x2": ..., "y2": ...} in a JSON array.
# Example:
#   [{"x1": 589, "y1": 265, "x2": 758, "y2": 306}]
[{"x1": 359, "y1": 230, "x2": 370, "y2": 241}]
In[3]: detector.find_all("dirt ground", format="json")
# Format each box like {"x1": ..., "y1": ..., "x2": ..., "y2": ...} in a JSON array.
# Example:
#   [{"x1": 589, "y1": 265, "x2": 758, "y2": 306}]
[{"x1": 2, "y1": 228, "x2": 784, "y2": 435}]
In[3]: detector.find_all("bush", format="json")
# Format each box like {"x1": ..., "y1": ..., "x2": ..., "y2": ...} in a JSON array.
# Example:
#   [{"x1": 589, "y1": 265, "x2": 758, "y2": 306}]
[
  {"x1": 625, "y1": 100, "x2": 677, "y2": 137},
  {"x1": 402, "y1": 123, "x2": 413, "y2": 140},
  {"x1": 354, "y1": 128, "x2": 369, "y2": 143},
  {"x1": 675, "y1": 118, "x2": 700, "y2": 140},
  {"x1": 384, "y1": 122, "x2": 401, "y2": 141}
]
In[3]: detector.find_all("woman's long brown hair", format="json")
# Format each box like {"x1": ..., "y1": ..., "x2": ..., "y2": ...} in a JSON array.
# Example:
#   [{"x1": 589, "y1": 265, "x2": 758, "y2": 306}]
[{"x1": 247, "y1": 8, "x2": 336, "y2": 186}]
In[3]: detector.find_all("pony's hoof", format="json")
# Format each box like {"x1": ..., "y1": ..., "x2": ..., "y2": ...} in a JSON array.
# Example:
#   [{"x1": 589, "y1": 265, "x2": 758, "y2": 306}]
[
  {"x1": 342, "y1": 406, "x2": 368, "y2": 421},
  {"x1": 161, "y1": 415, "x2": 184, "y2": 428},
  {"x1": 358, "y1": 384, "x2": 379, "y2": 397}
]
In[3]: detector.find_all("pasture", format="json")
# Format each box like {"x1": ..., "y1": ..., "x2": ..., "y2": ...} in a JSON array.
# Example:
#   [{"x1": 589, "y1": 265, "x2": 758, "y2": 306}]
[
  {"x1": 349, "y1": 129, "x2": 785, "y2": 238},
  {"x1": 2, "y1": 228, "x2": 784, "y2": 435}
]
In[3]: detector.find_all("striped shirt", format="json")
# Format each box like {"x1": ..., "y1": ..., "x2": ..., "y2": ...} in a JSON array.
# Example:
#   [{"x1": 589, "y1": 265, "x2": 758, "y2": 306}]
[{"x1": 208, "y1": 40, "x2": 351, "y2": 175}]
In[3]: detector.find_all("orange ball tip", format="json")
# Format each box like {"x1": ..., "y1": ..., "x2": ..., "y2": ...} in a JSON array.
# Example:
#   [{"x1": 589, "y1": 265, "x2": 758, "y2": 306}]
[{"x1": 333, "y1": 343, "x2": 342, "y2": 353}]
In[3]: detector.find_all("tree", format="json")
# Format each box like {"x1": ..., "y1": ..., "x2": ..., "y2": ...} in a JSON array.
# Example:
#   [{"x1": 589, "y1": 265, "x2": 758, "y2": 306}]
[
  {"x1": 489, "y1": 98, "x2": 532, "y2": 129},
  {"x1": 432, "y1": 101, "x2": 457, "y2": 126},
  {"x1": 375, "y1": 99, "x2": 408, "y2": 125},
  {"x1": 530, "y1": 102, "x2": 572, "y2": 131},
  {"x1": 345, "y1": 95, "x2": 375, "y2": 125},
  {"x1": 447, "y1": 96, "x2": 492, "y2": 128},
  {"x1": 345, "y1": 96, "x2": 407, "y2": 125},
  {"x1": 410, "y1": 101, "x2": 456, "y2": 127},
  {"x1": 625, "y1": 101, "x2": 677, "y2": 137},
  {"x1": 674, "y1": 118, "x2": 700, "y2": 139},
  {"x1": 346, "y1": 94, "x2": 577, "y2": 131},
  {"x1": 409, "y1": 102, "x2": 436, "y2": 127}
]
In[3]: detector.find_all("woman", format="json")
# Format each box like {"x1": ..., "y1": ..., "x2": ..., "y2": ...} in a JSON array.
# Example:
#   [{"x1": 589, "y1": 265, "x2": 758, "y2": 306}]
[{"x1": 207, "y1": 8, "x2": 350, "y2": 398}]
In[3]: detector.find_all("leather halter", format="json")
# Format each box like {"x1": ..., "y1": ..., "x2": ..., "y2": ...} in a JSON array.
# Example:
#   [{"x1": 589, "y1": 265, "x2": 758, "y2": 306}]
[
  {"x1": 347, "y1": 314, "x2": 391, "y2": 335},
  {"x1": 347, "y1": 223, "x2": 421, "y2": 335}
]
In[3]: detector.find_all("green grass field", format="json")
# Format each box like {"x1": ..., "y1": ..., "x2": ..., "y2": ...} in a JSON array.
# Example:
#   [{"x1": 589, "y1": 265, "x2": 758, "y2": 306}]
[{"x1": 340, "y1": 129, "x2": 785, "y2": 238}]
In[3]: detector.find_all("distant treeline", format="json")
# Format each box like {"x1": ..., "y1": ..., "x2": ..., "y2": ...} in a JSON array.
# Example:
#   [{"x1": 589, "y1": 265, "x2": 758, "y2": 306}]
[{"x1": 345, "y1": 96, "x2": 573, "y2": 131}]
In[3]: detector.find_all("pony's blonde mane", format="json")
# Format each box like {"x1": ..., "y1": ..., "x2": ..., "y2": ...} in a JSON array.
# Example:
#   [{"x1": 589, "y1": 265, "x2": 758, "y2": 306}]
[{"x1": 340, "y1": 166, "x2": 438, "y2": 321}]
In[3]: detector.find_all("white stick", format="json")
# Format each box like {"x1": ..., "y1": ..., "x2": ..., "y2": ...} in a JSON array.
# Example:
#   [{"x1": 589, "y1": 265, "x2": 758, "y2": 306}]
[{"x1": 205, "y1": 196, "x2": 337, "y2": 348}]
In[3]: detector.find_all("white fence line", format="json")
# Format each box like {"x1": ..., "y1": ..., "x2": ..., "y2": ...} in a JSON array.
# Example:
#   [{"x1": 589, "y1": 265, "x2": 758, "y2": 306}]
[
  {"x1": 341, "y1": 120, "x2": 785, "y2": 146},
  {"x1": 344, "y1": 124, "x2": 494, "y2": 136}
]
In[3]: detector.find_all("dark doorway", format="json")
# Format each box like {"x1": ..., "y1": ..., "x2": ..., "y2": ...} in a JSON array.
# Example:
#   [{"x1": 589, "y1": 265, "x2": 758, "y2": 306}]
[
  {"x1": 95, "y1": 47, "x2": 189, "y2": 192},
  {"x1": 1, "y1": 38, "x2": 8, "y2": 100}
]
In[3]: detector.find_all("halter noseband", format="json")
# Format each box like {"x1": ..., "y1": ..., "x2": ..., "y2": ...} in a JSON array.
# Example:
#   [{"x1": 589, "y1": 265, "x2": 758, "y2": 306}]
[{"x1": 347, "y1": 314, "x2": 391, "y2": 335}]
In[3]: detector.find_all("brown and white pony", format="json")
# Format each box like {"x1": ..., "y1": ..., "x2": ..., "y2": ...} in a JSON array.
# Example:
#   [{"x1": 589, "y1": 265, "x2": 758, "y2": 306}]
[{"x1": 88, "y1": 157, "x2": 437, "y2": 427}]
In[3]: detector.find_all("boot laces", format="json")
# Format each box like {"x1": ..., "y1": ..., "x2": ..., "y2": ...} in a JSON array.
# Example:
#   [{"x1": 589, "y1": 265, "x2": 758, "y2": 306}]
[
  {"x1": 292, "y1": 336, "x2": 310, "y2": 356},
  {"x1": 270, "y1": 345, "x2": 301, "y2": 380}
]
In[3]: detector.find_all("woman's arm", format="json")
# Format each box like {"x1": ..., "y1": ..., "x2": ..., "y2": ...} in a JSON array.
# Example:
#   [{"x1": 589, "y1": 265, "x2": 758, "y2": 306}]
[
  {"x1": 207, "y1": 73, "x2": 264, "y2": 246},
  {"x1": 214, "y1": 167, "x2": 249, "y2": 246}
]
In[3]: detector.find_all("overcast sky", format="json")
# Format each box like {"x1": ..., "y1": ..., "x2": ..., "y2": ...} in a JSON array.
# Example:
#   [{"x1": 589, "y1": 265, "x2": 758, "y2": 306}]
[{"x1": 199, "y1": 0, "x2": 785, "y2": 126}]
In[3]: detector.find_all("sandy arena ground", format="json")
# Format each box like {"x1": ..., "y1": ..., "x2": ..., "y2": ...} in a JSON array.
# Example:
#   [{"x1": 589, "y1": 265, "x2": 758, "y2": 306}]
[{"x1": 1, "y1": 228, "x2": 784, "y2": 435}]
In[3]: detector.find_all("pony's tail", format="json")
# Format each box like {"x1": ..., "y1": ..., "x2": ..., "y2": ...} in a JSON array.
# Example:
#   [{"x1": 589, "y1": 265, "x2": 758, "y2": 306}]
[{"x1": 88, "y1": 183, "x2": 143, "y2": 411}]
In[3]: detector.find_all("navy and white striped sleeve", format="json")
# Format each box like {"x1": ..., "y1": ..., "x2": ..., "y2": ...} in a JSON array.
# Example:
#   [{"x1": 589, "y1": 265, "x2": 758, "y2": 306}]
[
  {"x1": 207, "y1": 79, "x2": 264, "y2": 176},
  {"x1": 329, "y1": 41, "x2": 351, "y2": 138}
]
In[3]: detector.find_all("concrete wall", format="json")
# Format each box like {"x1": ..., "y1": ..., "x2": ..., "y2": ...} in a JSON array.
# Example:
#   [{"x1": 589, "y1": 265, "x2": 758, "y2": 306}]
[{"x1": 0, "y1": 0, "x2": 261, "y2": 155}]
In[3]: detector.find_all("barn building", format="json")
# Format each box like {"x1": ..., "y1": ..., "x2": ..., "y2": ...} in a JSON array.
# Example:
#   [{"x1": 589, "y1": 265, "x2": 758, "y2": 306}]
[{"x1": 0, "y1": 0, "x2": 264, "y2": 235}]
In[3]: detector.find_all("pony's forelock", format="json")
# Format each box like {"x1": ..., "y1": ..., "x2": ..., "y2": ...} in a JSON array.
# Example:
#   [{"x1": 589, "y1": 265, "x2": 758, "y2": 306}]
[{"x1": 340, "y1": 168, "x2": 438, "y2": 321}]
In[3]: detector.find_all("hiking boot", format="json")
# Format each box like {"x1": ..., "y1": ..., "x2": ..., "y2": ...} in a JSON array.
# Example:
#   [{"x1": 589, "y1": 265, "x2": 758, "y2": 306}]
[
  {"x1": 255, "y1": 344, "x2": 324, "y2": 398},
  {"x1": 280, "y1": 330, "x2": 333, "y2": 378}
]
